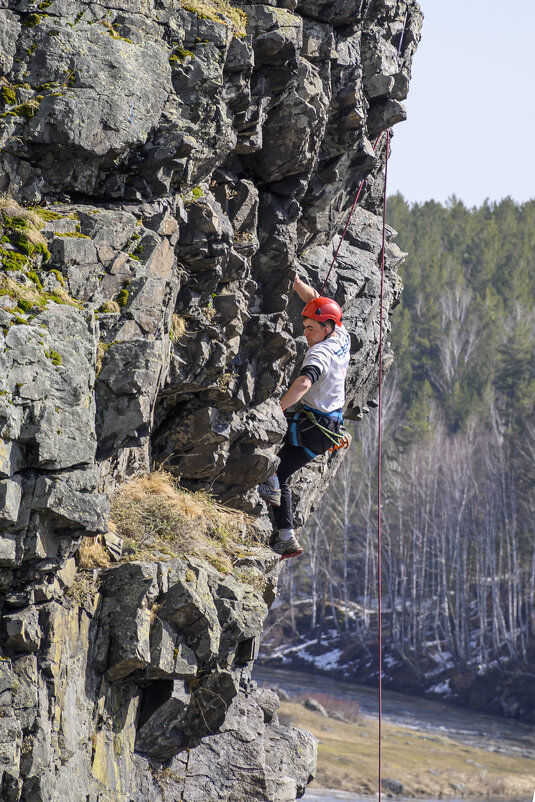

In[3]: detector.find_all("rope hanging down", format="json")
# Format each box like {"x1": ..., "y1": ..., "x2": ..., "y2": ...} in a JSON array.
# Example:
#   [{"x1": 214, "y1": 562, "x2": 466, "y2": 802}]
[
  {"x1": 376, "y1": 11, "x2": 407, "y2": 792},
  {"x1": 319, "y1": 132, "x2": 384, "y2": 295},
  {"x1": 377, "y1": 127, "x2": 390, "y2": 802},
  {"x1": 319, "y1": 8, "x2": 408, "y2": 296},
  {"x1": 316, "y1": 14, "x2": 408, "y2": 801},
  {"x1": 317, "y1": 126, "x2": 392, "y2": 799}
]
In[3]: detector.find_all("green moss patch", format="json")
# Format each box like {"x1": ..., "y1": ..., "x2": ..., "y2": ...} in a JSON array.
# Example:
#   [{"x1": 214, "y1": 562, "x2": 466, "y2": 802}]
[
  {"x1": 48, "y1": 268, "x2": 65, "y2": 286},
  {"x1": 1, "y1": 87, "x2": 17, "y2": 105},
  {"x1": 23, "y1": 13, "x2": 45, "y2": 27},
  {"x1": 116, "y1": 288, "x2": 129, "y2": 307},
  {"x1": 0, "y1": 197, "x2": 51, "y2": 271},
  {"x1": 27, "y1": 270, "x2": 43, "y2": 290},
  {"x1": 170, "y1": 47, "x2": 194, "y2": 65},
  {"x1": 99, "y1": 300, "x2": 121, "y2": 313},
  {"x1": 98, "y1": 20, "x2": 133, "y2": 43},
  {"x1": 0, "y1": 275, "x2": 80, "y2": 316},
  {"x1": 30, "y1": 207, "x2": 64, "y2": 222},
  {"x1": 55, "y1": 231, "x2": 90, "y2": 239},
  {"x1": 16, "y1": 298, "x2": 34, "y2": 313},
  {"x1": 45, "y1": 349, "x2": 62, "y2": 366},
  {"x1": 0, "y1": 248, "x2": 28, "y2": 271}
]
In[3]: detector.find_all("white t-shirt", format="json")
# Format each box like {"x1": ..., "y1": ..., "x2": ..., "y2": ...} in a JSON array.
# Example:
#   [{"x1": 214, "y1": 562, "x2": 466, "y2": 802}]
[{"x1": 300, "y1": 324, "x2": 350, "y2": 413}]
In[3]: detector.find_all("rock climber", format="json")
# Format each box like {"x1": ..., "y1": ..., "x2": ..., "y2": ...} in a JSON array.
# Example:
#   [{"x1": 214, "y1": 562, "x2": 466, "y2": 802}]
[{"x1": 259, "y1": 275, "x2": 351, "y2": 559}]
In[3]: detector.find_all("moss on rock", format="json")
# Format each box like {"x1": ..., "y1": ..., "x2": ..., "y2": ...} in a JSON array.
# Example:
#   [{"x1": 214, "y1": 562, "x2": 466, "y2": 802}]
[{"x1": 0, "y1": 87, "x2": 17, "y2": 105}]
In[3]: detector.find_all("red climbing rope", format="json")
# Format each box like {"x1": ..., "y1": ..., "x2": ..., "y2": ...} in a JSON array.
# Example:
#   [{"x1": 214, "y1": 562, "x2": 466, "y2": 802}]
[
  {"x1": 319, "y1": 125, "x2": 392, "y2": 800},
  {"x1": 317, "y1": 16, "x2": 407, "y2": 799},
  {"x1": 376, "y1": 18, "x2": 407, "y2": 797},
  {"x1": 377, "y1": 127, "x2": 390, "y2": 802},
  {"x1": 319, "y1": 133, "x2": 383, "y2": 295},
  {"x1": 320, "y1": 7, "x2": 407, "y2": 295}
]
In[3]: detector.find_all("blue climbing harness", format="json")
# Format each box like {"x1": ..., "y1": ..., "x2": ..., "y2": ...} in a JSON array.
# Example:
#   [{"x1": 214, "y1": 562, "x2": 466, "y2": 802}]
[{"x1": 289, "y1": 405, "x2": 346, "y2": 458}]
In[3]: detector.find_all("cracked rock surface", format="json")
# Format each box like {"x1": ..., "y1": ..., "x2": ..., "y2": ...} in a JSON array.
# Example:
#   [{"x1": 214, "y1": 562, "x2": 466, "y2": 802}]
[{"x1": 0, "y1": 0, "x2": 421, "y2": 798}]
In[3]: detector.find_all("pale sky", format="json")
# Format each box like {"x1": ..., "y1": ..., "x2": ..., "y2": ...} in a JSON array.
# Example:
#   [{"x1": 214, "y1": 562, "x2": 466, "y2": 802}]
[{"x1": 387, "y1": 0, "x2": 535, "y2": 207}]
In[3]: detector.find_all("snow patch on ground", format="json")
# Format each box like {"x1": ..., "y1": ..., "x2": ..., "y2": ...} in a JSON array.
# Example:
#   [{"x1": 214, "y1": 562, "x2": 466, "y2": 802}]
[
  {"x1": 270, "y1": 638, "x2": 319, "y2": 661},
  {"x1": 313, "y1": 649, "x2": 343, "y2": 670},
  {"x1": 428, "y1": 678, "x2": 452, "y2": 696},
  {"x1": 429, "y1": 650, "x2": 453, "y2": 667},
  {"x1": 424, "y1": 649, "x2": 454, "y2": 677}
]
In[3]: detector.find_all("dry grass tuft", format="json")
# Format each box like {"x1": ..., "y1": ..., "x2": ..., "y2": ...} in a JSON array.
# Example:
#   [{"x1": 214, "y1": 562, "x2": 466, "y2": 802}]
[
  {"x1": 78, "y1": 536, "x2": 111, "y2": 569},
  {"x1": 110, "y1": 470, "x2": 259, "y2": 574},
  {"x1": 181, "y1": 0, "x2": 248, "y2": 37},
  {"x1": 0, "y1": 274, "x2": 80, "y2": 310},
  {"x1": 47, "y1": 286, "x2": 78, "y2": 305},
  {"x1": 171, "y1": 313, "x2": 187, "y2": 343},
  {"x1": 66, "y1": 569, "x2": 101, "y2": 607},
  {"x1": 0, "y1": 274, "x2": 44, "y2": 306},
  {"x1": 0, "y1": 195, "x2": 44, "y2": 228},
  {"x1": 0, "y1": 194, "x2": 49, "y2": 249},
  {"x1": 100, "y1": 300, "x2": 121, "y2": 313}
]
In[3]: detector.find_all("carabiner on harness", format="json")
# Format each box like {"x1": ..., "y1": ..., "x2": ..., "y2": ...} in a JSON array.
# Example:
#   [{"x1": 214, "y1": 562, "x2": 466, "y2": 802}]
[
  {"x1": 328, "y1": 428, "x2": 351, "y2": 452},
  {"x1": 301, "y1": 408, "x2": 351, "y2": 453}
]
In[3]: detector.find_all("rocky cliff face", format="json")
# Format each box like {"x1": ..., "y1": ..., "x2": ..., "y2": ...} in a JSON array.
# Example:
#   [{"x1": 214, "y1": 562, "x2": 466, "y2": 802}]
[{"x1": 0, "y1": 0, "x2": 421, "y2": 798}]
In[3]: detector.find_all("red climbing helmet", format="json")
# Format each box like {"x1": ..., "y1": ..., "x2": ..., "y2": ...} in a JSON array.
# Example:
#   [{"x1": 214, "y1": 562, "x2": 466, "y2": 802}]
[{"x1": 302, "y1": 296, "x2": 343, "y2": 327}]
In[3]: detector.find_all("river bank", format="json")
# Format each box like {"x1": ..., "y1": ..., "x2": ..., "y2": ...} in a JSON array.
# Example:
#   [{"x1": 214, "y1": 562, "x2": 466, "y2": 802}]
[
  {"x1": 254, "y1": 667, "x2": 535, "y2": 799},
  {"x1": 302, "y1": 794, "x2": 520, "y2": 802},
  {"x1": 258, "y1": 615, "x2": 535, "y2": 722},
  {"x1": 278, "y1": 700, "x2": 534, "y2": 799}
]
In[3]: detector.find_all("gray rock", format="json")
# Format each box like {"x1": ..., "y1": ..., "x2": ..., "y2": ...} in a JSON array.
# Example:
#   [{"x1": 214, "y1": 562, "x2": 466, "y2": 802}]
[
  {"x1": 303, "y1": 697, "x2": 328, "y2": 716},
  {"x1": 135, "y1": 680, "x2": 191, "y2": 760},
  {"x1": 0, "y1": 9, "x2": 19, "y2": 75},
  {"x1": 0, "y1": 715, "x2": 22, "y2": 802},
  {"x1": 159, "y1": 562, "x2": 222, "y2": 663},
  {"x1": 330, "y1": 711, "x2": 350, "y2": 722},
  {"x1": 3, "y1": 606, "x2": 42, "y2": 653},
  {"x1": 148, "y1": 617, "x2": 197, "y2": 680},
  {"x1": 272, "y1": 686, "x2": 291, "y2": 702},
  {"x1": 33, "y1": 469, "x2": 109, "y2": 534},
  {"x1": 212, "y1": 572, "x2": 269, "y2": 654},
  {"x1": 102, "y1": 531, "x2": 123, "y2": 561},
  {"x1": 184, "y1": 669, "x2": 240, "y2": 739},
  {"x1": 97, "y1": 561, "x2": 159, "y2": 681},
  {"x1": 255, "y1": 688, "x2": 280, "y2": 723},
  {"x1": 382, "y1": 777, "x2": 405, "y2": 795}
]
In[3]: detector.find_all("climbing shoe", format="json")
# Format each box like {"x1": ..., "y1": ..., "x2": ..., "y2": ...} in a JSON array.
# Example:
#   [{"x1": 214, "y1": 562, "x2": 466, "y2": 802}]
[
  {"x1": 271, "y1": 534, "x2": 303, "y2": 560},
  {"x1": 258, "y1": 475, "x2": 281, "y2": 507}
]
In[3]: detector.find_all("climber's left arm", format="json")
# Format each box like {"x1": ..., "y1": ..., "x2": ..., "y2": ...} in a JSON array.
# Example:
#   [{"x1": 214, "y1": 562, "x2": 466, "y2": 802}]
[{"x1": 293, "y1": 275, "x2": 319, "y2": 303}]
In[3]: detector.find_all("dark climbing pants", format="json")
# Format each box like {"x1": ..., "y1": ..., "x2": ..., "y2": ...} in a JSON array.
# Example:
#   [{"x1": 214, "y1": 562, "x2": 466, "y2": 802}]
[{"x1": 273, "y1": 411, "x2": 340, "y2": 532}]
